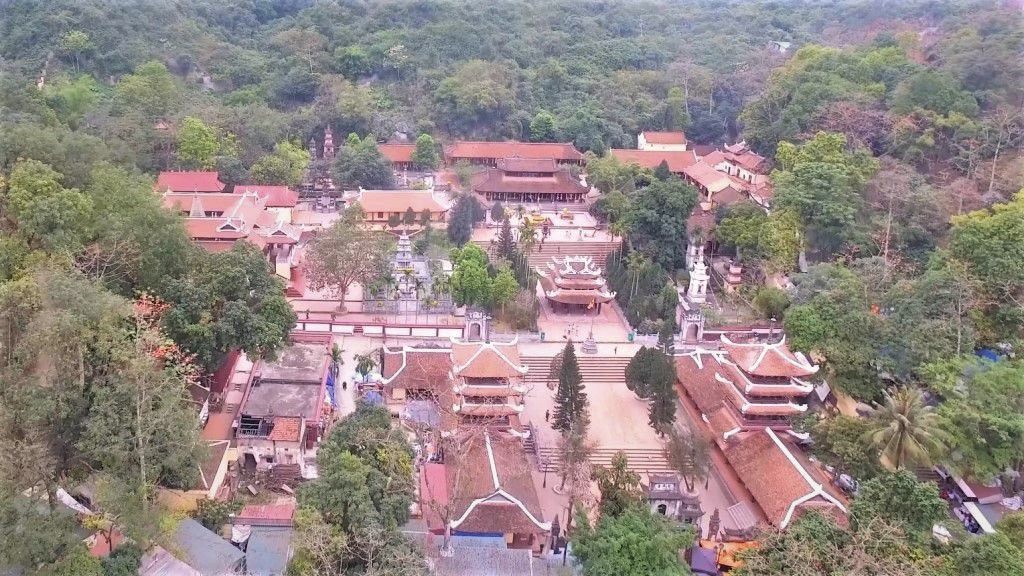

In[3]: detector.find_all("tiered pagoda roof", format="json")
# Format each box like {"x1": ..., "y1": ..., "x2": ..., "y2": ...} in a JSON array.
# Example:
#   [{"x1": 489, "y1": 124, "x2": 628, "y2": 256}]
[
  {"x1": 674, "y1": 335, "x2": 818, "y2": 429},
  {"x1": 536, "y1": 256, "x2": 616, "y2": 306},
  {"x1": 449, "y1": 339, "x2": 529, "y2": 423}
]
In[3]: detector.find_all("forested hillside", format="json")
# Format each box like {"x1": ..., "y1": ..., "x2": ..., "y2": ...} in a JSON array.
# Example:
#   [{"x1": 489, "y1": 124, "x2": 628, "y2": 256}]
[{"x1": 0, "y1": 1, "x2": 1022, "y2": 574}]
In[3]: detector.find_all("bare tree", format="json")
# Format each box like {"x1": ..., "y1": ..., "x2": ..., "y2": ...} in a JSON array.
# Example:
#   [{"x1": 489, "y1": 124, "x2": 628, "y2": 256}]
[{"x1": 305, "y1": 205, "x2": 394, "y2": 312}]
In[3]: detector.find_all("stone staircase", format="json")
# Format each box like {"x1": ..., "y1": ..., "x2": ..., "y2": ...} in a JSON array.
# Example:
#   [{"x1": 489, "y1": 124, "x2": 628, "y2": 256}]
[
  {"x1": 535, "y1": 445, "x2": 674, "y2": 475},
  {"x1": 521, "y1": 355, "x2": 631, "y2": 388},
  {"x1": 474, "y1": 239, "x2": 621, "y2": 269}
]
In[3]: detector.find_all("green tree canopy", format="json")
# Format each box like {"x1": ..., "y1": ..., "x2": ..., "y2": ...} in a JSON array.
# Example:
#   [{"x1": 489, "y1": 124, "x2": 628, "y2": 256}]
[
  {"x1": 160, "y1": 241, "x2": 297, "y2": 370},
  {"x1": 411, "y1": 134, "x2": 439, "y2": 169},
  {"x1": 332, "y1": 134, "x2": 394, "y2": 189},
  {"x1": 573, "y1": 506, "x2": 693, "y2": 576},
  {"x1": 249, "y1": 141, "x2": 310, "y2": 186}
]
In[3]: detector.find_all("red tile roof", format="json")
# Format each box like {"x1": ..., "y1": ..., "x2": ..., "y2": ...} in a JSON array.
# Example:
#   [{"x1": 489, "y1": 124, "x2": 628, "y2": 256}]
[
  {"x1": 234, "y1": 185, "x2": 299, "y2": 208},
  {"x1": 351, "y1": 189, "x2": 452, "y2": 214},
  {"x1": 378, "y1": 144, "x2": 416, "y2": 164},
  {"x1": 496, "y1": 157, "x2": 557, "y2": 173},
  {"x1": 156, "y1": 171, "x2": 226, "y2": 193},
  {"x1": 382, "y1": 347, "x2": 453, "y2": 393},
  {"x1": 235, "y1": 502, "x2": 296, "y2": 526},
  {"x1": 471, "y1": 167, "x2": 588, "y2": 196},
  {"x1": 268, "y1": 416, "x2": 303, "y2": 442},
  {"x1": 722, "y1": 429, "x2": 846, "y2": 528},
  {"x1": 683, "y1": 161, "x2": 734, "y2": 193},
  {"x1": 451, "y1": 341, "x2": 527, "y2": 379},
  {"x1": 608, "y1": 149, "x2": 698, "y2": 173},
  {"x1": 446, "y1": 141, "x2": 583, "y2": 162},
  {"x1": 641, "y1": 131, "x2": 688, "y2": 145},
  {"x1": 447, "y1": 432, "x2": 548, "y2": 535},
  {"x1": 720, "y1": 336, "x2": 818, "y2": 378}
]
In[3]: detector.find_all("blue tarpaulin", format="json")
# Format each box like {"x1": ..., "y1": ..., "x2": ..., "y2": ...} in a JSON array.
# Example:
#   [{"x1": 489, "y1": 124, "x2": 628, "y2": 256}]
[
  {"x1": 325, "y1": 369, "x2": 336, "y2": 406},
  {"x1": 976, "y1": 348, "x2": 1000, "y2": 362}
]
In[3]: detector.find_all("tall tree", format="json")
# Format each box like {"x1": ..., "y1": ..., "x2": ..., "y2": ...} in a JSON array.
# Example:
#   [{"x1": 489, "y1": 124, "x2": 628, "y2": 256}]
[
  {"x1": 332, "y1": 135, "x2": 394, "y2": 189},
  {"x1": 773, "y1": 132, "x2": 878, "y2": 254},
  {"x1": 249, "y1": 141, "x2": 310, "y2": 186},
  {"x1": 627, "y1": 178, "x2": 699, "y2": 270},
  {"x1": 862, "y1": 387, "x2": 946, "y2": 470},
  {"x1": 410, "y1": 134, "x2": 439, "y2": 170},
  {"x1": 160, "y1": 242, "x2": 297, "y2": 370},
  {"x1": 176, "y1": 116, "x2": 221, "y2": 170},
  {"x1": 529, "y1": 110, "x2": 558, "y2": 142},
  {"x1": 304, "y1": 206, "x2": 393, "y2": 312},
  {"x1": 647, "y1": 350, "x2": 677, "y2": 435},
  {"x1": 553, "y1": 341, "x2": 588, "y2": 434},
  {"x1": 663, "y1": 428, "x2": 710, "y2": 493},
  {"x1": 949, "y1": 191, "x2": 1024, "y2": 343},
  {"x1": 3, "y1": 158, "x2": 92, "y2": 251},
  {"x1": 926, "y1": 357, "x2": 1024, "y2": 484},
  {"x1": 593, "y1": 452, "x2": 643, "y2": 518},
  {"x1": 495, "y1": 215, "x2": 516, "y2": 262}
]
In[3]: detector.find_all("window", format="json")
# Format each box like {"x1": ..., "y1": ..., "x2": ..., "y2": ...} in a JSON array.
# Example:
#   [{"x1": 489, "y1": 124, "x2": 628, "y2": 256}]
[
  {"x1": 378, "y1": 212, "x2": 384, "y2": 219},
  {"x1": 657, "y1": 504, "x2": 667, "y2": 515}
]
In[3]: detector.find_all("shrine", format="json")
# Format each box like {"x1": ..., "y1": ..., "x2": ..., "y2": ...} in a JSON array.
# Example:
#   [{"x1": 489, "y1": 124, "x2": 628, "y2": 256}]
[{"x1": 535, "y1": 255, "x2": 616, "y2": 314}]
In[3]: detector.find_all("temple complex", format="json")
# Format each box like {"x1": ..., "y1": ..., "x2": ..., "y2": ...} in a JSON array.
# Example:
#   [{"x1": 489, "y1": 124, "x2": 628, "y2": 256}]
[
  {"x1": 536, "y1": 255, "x2": 616, "y2": 314},
  {"x1": 472, "y1": 158, "x2": 589, "y2": 203}
]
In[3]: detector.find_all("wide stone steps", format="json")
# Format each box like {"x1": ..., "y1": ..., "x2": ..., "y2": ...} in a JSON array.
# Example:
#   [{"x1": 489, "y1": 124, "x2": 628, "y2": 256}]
[
  {"x1": 521, "y1": 355, "x2": 630, "y2": 387},
  {"x1": 534, "y1": 445, "x2": 673, "y2": 474}
]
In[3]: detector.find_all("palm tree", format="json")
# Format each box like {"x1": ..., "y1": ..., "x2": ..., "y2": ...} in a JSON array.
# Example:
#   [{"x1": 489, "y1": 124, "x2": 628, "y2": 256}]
[
  {"x1": 862, "y1": 387, "x2": 946, "y2": 471},
  {"x1": 329, "y1": 343, "x2": 344, "y2": 379}
]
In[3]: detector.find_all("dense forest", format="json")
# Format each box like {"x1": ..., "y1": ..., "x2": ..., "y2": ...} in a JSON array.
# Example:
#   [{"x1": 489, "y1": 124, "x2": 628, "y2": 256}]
[{"x1": 0, "y1": 0, "x2": 1022, "y2": 574}]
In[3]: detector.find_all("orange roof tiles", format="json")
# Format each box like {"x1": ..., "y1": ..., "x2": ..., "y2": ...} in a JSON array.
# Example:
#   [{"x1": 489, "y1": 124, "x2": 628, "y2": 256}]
[
  {"x1": 609, "y1": 149, "x2": 698, "y2": 173},
  {"x1": 268, "y1": 416, "x2": 303, "y2": 442},
  {"x1": 156, "y1": 171, "x2": 226, "y2": 193},
  {"x1": 451, "y1": 341, "x2": 526, "y2": 379},
  {"x1": 236, "y1": 502, "x2": 296, "y2": 525},
  {"x1": 496, "y1": 157, "x2": 557, "y2": 172},
  {"x1": 720, "y1": 336, "x2": 818, "y2": 378},
  {"x1": 382, "y1": 347, "x2": 453, "y2": 393},
  {"x1": 446, "y1": 141, "x2": 583, "y2": 162},
  {"x1": 447, "y1": 432, "x2": 548, "y2": 535},
  {"x1": 683, "y1": 161, "x2": 734, "y2": 193},
  {"x1": 722, "y1": 429, "x2": 846, "y2": 528},
  {"x1": 641, "y1": 131, "x2": 688, "y2": 145},
  {"x1": 351, "y1": 189, "x2": 452, "y2": 214},
  {"x1": 378, "y1": 143, "x2": 416, "y2": 164},
  {"x1": 471, "y1": 167, "x2": 588, "y2": 196}
]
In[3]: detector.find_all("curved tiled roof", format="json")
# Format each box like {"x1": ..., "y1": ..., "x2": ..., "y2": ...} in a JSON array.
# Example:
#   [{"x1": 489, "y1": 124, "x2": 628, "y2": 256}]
[
  {"x1": 446, "y1": 141, "x2": 583, "y2": 162},
  {"x1": 451, "y1": 340, "x2": 527, "y2": 379},
  {"x1": 720, "y1": 335, "x2": 818, "y2": 378}
]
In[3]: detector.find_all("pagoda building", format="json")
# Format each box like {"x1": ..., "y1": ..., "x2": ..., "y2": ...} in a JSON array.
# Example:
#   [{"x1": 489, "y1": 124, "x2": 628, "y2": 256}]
[
  {"x1": 675, "y1": 335, "x2": 818, "y2": 432},
  {"x1": 449, "y1": 339, "x2": 529, "y2": 429},
  {"x1": 471, "y1": 158, "x2": 589, "y2": 203},
  {"x1": 536, "y1": 255, "x2": 616, "y2": 314}
]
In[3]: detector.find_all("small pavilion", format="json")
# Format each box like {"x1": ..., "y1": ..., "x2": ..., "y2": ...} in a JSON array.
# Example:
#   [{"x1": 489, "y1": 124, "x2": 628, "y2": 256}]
[{"x1": 536, "y1": 255, "x2": 616, "y2": 314}]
